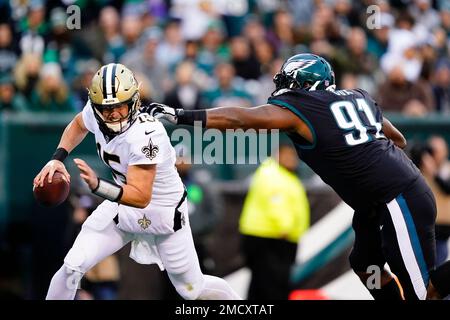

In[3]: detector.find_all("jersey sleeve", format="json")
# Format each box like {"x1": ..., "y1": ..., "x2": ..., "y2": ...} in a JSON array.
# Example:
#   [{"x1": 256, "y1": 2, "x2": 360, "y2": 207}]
[
  {"x1": 128, "y1": 121, "x2": 169, "y2": 166},
  {"x1": 81, "y1": 101, "x2": 97, "y2": 133},
  {"x1": 355, "y1": 88, "x2": 383, "y2": 123},
  {"x1": 267, "y1": 88, "x2": 319, "y2": 115},
  {"x1": 372, "y1": 98, "x2": 383, "y2": 123},
  {"x1": 267, "y1": 89, "x2": 298, "y2": 109}
]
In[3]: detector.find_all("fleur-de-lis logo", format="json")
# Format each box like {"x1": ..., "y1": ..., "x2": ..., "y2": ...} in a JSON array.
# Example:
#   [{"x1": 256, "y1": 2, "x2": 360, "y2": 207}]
[
  {"x1": 138, "y1": 214, "x2": 151, "y2": 229},
  {"x1": 141, "y1": 136, "x2": 159, "y2": 160}
]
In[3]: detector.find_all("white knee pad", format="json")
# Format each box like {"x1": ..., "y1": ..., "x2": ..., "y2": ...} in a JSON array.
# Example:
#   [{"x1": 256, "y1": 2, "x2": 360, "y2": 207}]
[
  {"x1": 46, "y1": 265, "x2": 84, "y2": 300},
  {"x1": 64, "y1": 246, "x2": 87, "y2": 273},
  {"x1": 63, "y1": 264, "x2": 84, "y2": 291}
]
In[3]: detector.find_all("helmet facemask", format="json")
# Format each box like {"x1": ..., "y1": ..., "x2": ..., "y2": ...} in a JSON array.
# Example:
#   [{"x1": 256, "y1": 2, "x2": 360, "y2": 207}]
[
  {"x1": 273, "y1": 72, "x2": 292, "y2": 92},
  {"x1": 91, "y1": 91, "x2": 141, "y2": 138},
  {"x1": 88, "y1": 63, "x2": 142, "y2": 140}
]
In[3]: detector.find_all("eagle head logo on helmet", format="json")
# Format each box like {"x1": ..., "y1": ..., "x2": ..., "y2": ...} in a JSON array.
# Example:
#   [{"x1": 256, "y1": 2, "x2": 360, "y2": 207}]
[{"x1": 273, "y1": 53, "x2": 336, "y2": 93}]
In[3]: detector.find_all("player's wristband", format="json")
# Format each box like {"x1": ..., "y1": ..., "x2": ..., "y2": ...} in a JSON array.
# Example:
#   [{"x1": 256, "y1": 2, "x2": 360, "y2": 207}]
[
  {"x1": 177, "y1": 110, "x2": 207, "y2": 127},
  {"x1": 92, "y1": 178, "x2": 123, "y2": 202},
  {"x1": 51, "y1": 148, "x2": 69, "y2": 162}
]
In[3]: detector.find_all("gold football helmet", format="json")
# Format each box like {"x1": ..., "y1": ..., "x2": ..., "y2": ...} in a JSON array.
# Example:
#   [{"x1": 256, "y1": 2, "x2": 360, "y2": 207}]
[{"x1": 88, "y1": 63, "x2": 141, "y2": 136}]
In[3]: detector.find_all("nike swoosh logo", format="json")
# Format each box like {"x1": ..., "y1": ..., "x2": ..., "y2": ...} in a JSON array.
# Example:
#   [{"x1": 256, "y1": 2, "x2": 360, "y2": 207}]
[{"x1": 145, "y1": 130, "x2": 155, "y2": 135}]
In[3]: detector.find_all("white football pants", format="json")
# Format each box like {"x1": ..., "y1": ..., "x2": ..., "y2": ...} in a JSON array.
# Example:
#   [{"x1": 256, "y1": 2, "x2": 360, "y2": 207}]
[{"x1": 46, "y1": 204, "x2": 240, "y2": 300}]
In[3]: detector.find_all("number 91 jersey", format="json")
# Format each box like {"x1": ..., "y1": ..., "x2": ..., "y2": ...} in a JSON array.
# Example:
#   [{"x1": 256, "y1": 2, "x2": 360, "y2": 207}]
[
  {"x1": 268, "y1": 88, "x2": 420, "y2": 210},
  {"x1": 82, "y1": 101, "x2": 185, "y2": 207}
]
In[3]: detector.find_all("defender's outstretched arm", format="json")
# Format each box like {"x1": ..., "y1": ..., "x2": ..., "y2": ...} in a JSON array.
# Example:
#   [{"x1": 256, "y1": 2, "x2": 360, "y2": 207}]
[
  {"x1": 148, "y1": 103, "x2": 311, "y2": 141},
  {"x1": 205, "y1": 105, "x2": 300, "y2": 131}
]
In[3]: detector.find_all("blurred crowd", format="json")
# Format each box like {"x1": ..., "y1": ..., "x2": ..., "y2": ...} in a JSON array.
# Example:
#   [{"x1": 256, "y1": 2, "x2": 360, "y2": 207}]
[
  {"x1": 0, "y1": 0, "x2": 450, "y2": 116},
  {"x1": 3, "y1": 0, "x2": 450, "y2": 300}
]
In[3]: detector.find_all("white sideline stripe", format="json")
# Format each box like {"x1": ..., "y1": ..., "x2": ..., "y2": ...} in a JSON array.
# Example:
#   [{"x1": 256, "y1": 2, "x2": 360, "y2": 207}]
[
  {"x1": 387, "y1": 198, "x2": 427, "y2": 300},
  {"x1": 321, "y1": 270, "x2": 373, "y2": 300},
  {"x1": 105, "y1": 64, "x2": 113, "y2": 98},
  {"x1": 296, "y1": 201, "x2": 353, "y2": 263},
  {"x1": 225, "y1": 202, "x2": 353, "y2": 300},
  {"x1": 225, "y1": 268, "x2": 374, "y2": 300},
  {"x1": 223, "y1": 267, "x2": 251, "y2": 300}
]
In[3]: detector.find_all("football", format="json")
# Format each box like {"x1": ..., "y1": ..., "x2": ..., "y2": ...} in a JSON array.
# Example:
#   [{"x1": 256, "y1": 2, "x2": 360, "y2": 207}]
[{"x1": 33, "y1": 172, "x2": 70, "y2": 207}]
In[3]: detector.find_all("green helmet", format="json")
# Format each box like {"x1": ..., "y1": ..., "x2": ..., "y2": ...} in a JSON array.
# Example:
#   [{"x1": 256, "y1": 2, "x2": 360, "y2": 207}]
[{"x1": 273, "y1": 53, "x2": 335, "y2": 92}]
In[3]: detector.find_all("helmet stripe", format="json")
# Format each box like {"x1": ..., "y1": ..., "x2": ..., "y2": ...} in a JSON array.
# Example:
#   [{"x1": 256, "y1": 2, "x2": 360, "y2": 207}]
[
  {"x1": 105, "y1": 64, "x2": 113, "y2": 99},
  {"x1": 102, "y1": 65, "x2": 108, "y2": 99},
  {"x1": 111, "y1": 64, "x2": 117, "y2": 98}
]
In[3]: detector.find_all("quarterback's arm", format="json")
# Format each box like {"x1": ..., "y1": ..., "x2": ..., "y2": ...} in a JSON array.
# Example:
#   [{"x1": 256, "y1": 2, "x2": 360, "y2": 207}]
[
  {"x1": 120, "y1": 164, "x2": 155, "y2": 208},
  {"x1": 74, "y1": 160, "x2": 156, "y2": 209},
  {"x1": 206, "y1": 104, "x2": 313, "y2": 142},
  {"x1": 34, "y1": 113, "x2": 89, "y2": 187},
  {"x1": 57, "y1": 112, "x2": 89, "y2": 152},
  {"x1": 382, "y1": 117, "x2": 406, "y2": 149}
]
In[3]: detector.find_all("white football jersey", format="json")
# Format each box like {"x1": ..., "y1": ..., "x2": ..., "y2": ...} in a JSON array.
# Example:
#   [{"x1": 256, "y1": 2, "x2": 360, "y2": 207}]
[{"x1": 81, "y1": 101, "x2": 185, "y2": 207}]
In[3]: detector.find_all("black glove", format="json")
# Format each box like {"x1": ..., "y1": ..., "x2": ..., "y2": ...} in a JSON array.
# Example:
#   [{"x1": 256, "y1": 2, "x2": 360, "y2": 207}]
[
  {"x1": 142, "y1": 103, "x2": 180, "y2": 124},
  {"x1": 142, "y1": 103, "x2": 207, "y2": 127}
]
